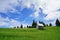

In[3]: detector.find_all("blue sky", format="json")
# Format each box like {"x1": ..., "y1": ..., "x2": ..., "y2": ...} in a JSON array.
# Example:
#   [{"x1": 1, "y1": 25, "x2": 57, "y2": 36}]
[{"x1": 0, "y1": 0, "x2": 60, "y2": 28}]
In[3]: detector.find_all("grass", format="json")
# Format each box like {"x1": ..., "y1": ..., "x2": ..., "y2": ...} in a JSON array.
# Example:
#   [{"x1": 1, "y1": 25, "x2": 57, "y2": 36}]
[{"x1": 0, "y1": 27, "x2": 60, "y2": 40}]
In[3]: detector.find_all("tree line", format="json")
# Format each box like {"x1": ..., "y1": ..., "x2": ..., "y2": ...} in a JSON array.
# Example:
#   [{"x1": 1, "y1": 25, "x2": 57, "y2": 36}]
[{"x1": 14, "y1": 19, "x2": 60, "y2": 28}]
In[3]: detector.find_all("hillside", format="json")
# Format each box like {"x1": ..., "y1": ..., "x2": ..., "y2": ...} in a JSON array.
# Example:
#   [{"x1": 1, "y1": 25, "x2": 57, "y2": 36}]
[{"x1": 0, "y1": 27, "x2": 60, "y2": 40}]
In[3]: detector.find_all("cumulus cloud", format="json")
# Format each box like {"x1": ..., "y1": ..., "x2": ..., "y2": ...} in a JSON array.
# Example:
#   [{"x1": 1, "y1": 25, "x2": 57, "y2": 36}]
[
  {"x1": 0, "y1": 16, "x2": 21, "y2": 28},
  {"x1": 43, "y1": 0, "x2": 60, "y2": 20},
  {"x1": 0, "y1": 0, "x2": 60, "y2": 27},
  {"x1": 30, "y1": 0, "x2": 60, "y2": 20},
  {"x1": 0, "y1": 0, "x2": 17, "y2": 12},
  {"x1": 30, "y1": 10, "x2": 40, "y2": 18}
]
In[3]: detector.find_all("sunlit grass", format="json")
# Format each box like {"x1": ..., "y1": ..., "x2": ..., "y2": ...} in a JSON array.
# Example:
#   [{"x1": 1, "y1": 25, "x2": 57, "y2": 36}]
[{"x1": 0, "y1": 27, "x2": 60, "y2": 40}]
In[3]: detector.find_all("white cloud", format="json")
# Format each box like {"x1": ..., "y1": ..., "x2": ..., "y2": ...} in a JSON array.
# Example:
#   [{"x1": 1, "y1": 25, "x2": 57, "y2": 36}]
[
  {"x1": 30, "y1": 10, "x2": 40, "y2": 18},
  {"x1": 29, "y1": 0, "x2": 60, "y2": 20},
  {"x1": 0, "y1": 0, "x2": 60, "y2": 20},
  {"x1": 29, "y1": 0, "x2": 60, "y2": 25},
  {"x1": 0, "y1": 16, "x2": 21, "y2": 28},
  {"x1": 0, "y1": 0, "x2": 24, "y2": 14},
  {"x1": 0, "y1": 0, "x2": 60, "y2": 27},
  {"x1": 42, "y1": 0, "x2": 60, "y2": 20}
]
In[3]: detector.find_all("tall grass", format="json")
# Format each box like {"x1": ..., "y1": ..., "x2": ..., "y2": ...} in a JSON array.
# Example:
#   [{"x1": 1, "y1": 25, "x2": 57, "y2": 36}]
[{"x1": 0, "y1": 27, "x2": 60, "y2": 40}]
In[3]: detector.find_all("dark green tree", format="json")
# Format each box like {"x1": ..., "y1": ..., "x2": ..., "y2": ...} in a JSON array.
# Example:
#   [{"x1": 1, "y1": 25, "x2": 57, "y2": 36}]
[
  {"x1": 49, "y1": 23, "x2": 52, "y2": 26},
  {"x1": 45, "y1": 24, "x2": 48, "y2": 27},
  {"x1": 20, "y1": 24, "x2": 23, "y2": 28},
  {"x1": 27, "y1": 25, "x2": 28, "y2": 28},
  {"x1": 55, "y1": 19, "x2": 60, "y2": 26},
  {"x1": 17, "y1": 26, "x2": 19, "y2": 28},
  {"x1": 32, "y1": 20, "x2": 37, "y2": 28},
  {"x1": 14, "y1": 26, "x2": 16, "y2": 28},
  {"x1": 28, "y1": 26, "x2": 32, "y2": 28}
]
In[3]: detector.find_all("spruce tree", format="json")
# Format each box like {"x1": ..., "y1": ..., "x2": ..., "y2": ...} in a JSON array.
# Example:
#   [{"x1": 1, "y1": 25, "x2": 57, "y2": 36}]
[
  {"x1": 32, "y1": 20, "x2": 37, "y2": 28},
  {"x1": 27, "y1": 25, "x2": 28, "y2": 28},
  {"x1": 55, "y1": 19, "x2": 60, "y2": 26},
  {"x1": 49, "y1": 23, "x2": 52, "y2": 26},
  {"x1": 20, "y1": 24, "x2": 23, "y2": 28},
  {"x1": 17, "y1": 26, "x2": 19, "y2": 28}
]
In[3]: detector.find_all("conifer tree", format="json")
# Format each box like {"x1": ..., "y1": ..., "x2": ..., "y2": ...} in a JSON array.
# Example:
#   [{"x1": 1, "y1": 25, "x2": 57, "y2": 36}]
[{"x1": 55, "y1": 19, "x2": 60, "y2": 26}]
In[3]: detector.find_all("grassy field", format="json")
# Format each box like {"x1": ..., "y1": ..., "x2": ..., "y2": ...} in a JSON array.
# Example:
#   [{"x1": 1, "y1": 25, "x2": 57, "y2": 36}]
[{"x1": 0, "y1": 27, "x2": 60, "y2": 40}]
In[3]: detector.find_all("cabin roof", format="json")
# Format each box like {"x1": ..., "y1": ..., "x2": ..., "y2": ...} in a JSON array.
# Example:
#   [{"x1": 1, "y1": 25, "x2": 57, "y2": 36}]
[{"x1": 37, "y1": 23, "x2": 44, "y2": 26}]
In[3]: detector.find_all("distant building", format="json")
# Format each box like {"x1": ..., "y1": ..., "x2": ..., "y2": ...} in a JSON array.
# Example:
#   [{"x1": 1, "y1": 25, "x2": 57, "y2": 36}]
[{"x1": 36, "y1": 23, "x2": 44, "y2": 30}]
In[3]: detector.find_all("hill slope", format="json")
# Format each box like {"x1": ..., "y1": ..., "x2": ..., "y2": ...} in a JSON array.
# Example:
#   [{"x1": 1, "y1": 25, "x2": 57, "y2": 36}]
[{"x1": 0, "y1": 27, "x2": 60, "y2": 40}]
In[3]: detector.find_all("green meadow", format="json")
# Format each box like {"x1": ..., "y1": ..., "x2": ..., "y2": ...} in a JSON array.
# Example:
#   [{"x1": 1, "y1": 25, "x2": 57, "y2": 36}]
[{"x1": 0, "y1": 27, "x2": 60, "y2": 40}]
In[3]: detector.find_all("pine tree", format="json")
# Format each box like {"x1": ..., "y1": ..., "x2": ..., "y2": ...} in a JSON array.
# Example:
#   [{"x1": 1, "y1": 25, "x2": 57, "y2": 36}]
[
  {"x1": 27, "y1": 25, "x2": 28, "y2": 28},
  {"x1": 32, "y1": 20, "x2": 37, "y2": 28},
  {"x1": 49, "y1": 23, "x2": 52, "y2": 26},
  {"x1": 14, "y1": 26, "x2": 16, "y2": 28},
  {"x1": 17, "y1": 26, "x2": 19, "y2": 28},
  {"x1": 20, "y1": 24, "x2": 23, "y2": 28},
  {"x1": 55, "y1": 19, "x2": 60, "y2": 26},
  {"x1": 46, "y1": 24, "x2": 48, "y2": 27}
]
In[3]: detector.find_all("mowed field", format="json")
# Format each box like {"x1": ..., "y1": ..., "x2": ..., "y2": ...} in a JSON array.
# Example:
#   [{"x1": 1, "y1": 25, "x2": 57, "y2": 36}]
[{"x1": 0, "y1": 27, "x2": 60, "y2": 40}]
